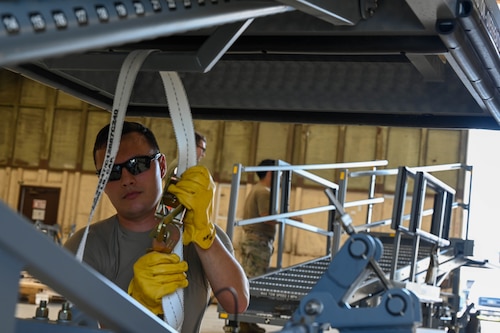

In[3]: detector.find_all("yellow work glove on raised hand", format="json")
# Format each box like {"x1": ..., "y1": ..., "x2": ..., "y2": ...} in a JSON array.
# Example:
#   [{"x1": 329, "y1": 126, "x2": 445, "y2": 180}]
[
  {"x1": 167, "y1": 165, "x2": 216, "y2": 249},
  {"x1": 128, "y1": 252, "x2": 188, "y2": 315}
]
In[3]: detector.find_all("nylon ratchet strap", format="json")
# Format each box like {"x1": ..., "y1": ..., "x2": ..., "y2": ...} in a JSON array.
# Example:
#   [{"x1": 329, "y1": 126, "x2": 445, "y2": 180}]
[
  {"x1": 76, "y1": 49, "x2": 155, "y2": 261},
  {"x1": 76, "y1": 50, "x2": 196, "y2": 332},
  {"x1": 158, "y1": 71, "x2": 197, "y2": 331},
  {"x1": 160, "y1": 72, "x2": 197, "y2": 175}
]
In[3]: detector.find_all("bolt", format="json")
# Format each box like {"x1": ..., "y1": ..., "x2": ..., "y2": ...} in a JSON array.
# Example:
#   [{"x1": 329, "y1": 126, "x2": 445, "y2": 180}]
[
  {"x1": 34, "y1": 300, "x2": 49, "y2": 320},
  {"x1": 386, "y1": 294, "x2": 406, "y2": 316},
  {"x1": 304, "y1": 299, "x2": 324, "y2": 316},
  {"x1": 349, "y1": 239, "x2": 368, "y2": 258},
  {"x1": 58, "y1": 302, "x2": 72, "y2": 322}
]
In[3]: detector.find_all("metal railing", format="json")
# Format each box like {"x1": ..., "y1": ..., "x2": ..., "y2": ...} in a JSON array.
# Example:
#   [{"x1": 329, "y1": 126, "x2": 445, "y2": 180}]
[
  {"x1": 337, "y1": 163, "x2": 473, "y2": 282},
  {"x1": 227, "y1": 160, "x2": 473, "y2": 274},
  {"x1": 226, "y1": 159, "x2": 389, "y2": 270}
]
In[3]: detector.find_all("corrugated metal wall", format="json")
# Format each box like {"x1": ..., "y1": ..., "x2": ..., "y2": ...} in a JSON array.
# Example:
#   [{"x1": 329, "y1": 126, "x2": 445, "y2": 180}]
[{"x1": 0, "y1": 69, "x2": 468, "y2": 265}]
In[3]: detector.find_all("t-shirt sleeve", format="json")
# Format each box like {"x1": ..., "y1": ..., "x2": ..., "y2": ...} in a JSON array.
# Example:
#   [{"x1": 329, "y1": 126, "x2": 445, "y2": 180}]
[
  {"x1": 62, "y1": 221, "x2": 115, "y2": 281},
  {"x1": 63, "y1": 229, "x2": 84, "y2": 254},
  {"x1": 63, "y1": 229, "x2": 106, "y2": 279}
]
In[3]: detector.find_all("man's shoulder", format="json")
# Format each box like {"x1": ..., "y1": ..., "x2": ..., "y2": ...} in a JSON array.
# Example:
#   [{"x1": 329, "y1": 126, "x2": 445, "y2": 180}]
[
  {"x1": 248, "y1": 182, "x2": 269, "y2": 196},
  {"x1": 64, "y1": 215, "x2": 118, "y2": 252},
  {"x1": 90, "y1": 215, "x2": 119, "y2": 231}
]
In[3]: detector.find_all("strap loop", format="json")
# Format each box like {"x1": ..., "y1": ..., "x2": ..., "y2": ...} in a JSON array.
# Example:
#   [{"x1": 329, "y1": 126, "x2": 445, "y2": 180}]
[{"x1": 77, "y1": 51, "x2": 197, "y2": 332}]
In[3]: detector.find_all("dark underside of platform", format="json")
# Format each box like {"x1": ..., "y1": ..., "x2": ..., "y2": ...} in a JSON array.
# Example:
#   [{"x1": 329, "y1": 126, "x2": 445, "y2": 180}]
[{"x1": 2, "y1": 0, "x2": 500, "y2": 129}]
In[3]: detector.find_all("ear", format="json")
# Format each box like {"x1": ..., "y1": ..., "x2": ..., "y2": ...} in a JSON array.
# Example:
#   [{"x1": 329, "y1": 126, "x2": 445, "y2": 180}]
[{"x1": 159, "y1": 154, "x2": 167, "y2": 178}]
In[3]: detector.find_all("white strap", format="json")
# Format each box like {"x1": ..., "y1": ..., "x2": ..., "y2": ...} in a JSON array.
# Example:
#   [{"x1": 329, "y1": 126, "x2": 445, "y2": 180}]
[
  {"x1": 159, "y1": 71, "x2": 197, "y2": 331},
  {"x1": 77, "y1": 51, "x2": 197, "y2": 332},
  {"x1": 159, "y1": 72, "x2": 197, "y2": 174},
  {"x1": 76, "y1": 49, "x2": 156, "y2": 261}
]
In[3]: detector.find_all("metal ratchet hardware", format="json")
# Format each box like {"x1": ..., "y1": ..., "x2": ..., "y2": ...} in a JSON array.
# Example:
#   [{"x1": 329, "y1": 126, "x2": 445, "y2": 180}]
[{"x1": 151, "y1": 170, "x2": 185, "y2": 253}]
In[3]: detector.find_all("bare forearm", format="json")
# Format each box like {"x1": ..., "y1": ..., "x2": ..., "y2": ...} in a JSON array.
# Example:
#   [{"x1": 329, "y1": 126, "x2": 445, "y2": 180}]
[{"x1": 196, "y1": 237, "x2": 250, "y2": 313}]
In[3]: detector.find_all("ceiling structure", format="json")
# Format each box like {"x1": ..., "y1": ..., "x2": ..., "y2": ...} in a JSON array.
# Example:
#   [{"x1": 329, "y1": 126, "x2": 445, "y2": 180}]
[{"x1": 2, "y1": 0, "x2": 500, "y2": 129}]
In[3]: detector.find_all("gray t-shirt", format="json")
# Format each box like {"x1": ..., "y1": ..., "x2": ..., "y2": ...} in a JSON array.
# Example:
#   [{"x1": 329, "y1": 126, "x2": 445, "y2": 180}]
[{"x1": 64, "y1": 215, "x2": 233, "y2": 333}]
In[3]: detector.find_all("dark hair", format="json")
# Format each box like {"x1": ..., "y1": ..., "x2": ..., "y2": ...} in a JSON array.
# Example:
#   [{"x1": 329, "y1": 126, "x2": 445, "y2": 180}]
[
  {"x1": 256, "y1": 159, "x2": 276, "y2": 179},
  {"x1": 93, "y1": 121, "x2": 160, "y2": 164}
]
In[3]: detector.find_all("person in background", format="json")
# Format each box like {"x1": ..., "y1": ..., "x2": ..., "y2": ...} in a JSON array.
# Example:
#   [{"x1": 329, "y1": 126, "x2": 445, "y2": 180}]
[
  {"x1": 240, "y1": 159, "x2": 277, "y2": 279},
  {"x1": 195, "y1": 131, "x2": 207, "y2": 164},
  {"x1": 65, "y1": 121, "x2": 249, "y2": 333},
  {"x1": 238, "y1": 159, "x2": 276, "y2": 333},
  {"x1": 168, "y1": 131, "x2": 206, "y2": 176},
  {"x1": 237, "y1": 159, "x2": 302, "y2": 333}
]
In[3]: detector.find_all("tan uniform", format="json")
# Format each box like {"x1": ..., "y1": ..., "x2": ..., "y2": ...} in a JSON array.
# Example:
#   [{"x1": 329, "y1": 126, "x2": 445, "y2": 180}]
[{"x1": 239, "y1": 182, "x2": 276, "y2": 278}]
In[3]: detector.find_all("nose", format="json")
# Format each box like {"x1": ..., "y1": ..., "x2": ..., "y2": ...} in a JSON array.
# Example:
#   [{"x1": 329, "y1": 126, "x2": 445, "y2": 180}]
[
  {"x1": 197, "y1": 150, "x2": 204, "y2": 162},
  {"x1": 120, "y1": 168, "x2": 136, "y2": 186}
]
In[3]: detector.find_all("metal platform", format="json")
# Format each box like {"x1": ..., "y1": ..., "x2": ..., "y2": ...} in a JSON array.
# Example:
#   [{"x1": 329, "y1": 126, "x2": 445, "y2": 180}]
[
  {"x1": 220, "y1": 162, "x2": 476, "y2": 331},
  {"x1": 2, "y1": 0, "x2": 500, "y2": 128},
  {"x1": 233, "y1": 257, "x2": 332, "y2": 327},
  {"x1": 221, "y1": 234, "x2": 472, "y2": 327}
]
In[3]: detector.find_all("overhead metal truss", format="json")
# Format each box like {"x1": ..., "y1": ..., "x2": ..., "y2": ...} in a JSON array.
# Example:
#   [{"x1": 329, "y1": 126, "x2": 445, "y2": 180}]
[{"x1": 1, "y1": 0, "x2": 500, "y2": 128}]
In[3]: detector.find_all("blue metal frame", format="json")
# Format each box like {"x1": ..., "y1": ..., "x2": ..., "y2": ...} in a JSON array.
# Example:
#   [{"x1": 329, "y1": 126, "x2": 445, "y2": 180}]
[{"x1": 0, "y1": 200, "x2": 177, "y2": 333}]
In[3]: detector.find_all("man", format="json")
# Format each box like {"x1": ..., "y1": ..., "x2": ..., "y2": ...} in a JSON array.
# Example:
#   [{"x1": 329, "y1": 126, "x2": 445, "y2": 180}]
[
  {"x1": 237, "y1": 159, "x2": 276, "y2": 333},
  {"x1": 238, "y1": 159, "x2": 302, "y2": 333},
  {"x1": 195, "y1": 131, "x2": 207, "y2": 163},
  {"x1": 168, "y1": 131, "x2": 206, "y2": 176},
  {"x1": 65, "y1": 121, "x2": 249, "y2": 333}
]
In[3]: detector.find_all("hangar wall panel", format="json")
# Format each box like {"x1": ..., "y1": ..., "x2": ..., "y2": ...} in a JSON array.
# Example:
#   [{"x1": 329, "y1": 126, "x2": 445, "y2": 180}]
[
  {"x1": 385, "y1": 127, "x2": 423, "y2": 190},
  {"x1": 82, "y1": 111, "x2": 112, "y2": 171},
  {"x1": 343, "y1": 126, "x2": 378, "y2": 189},
  {"x1": 0, "y1": 70, "x2": 20, "y2": 101},
  {"x1": 56, "y1": 90, "x2": 84, "y2": 109},
  {"x1": 0, "y1": 106, "x2": 15, "y2": 164},
  {"x1": 255, "y1": 122, "x2": 290, "y2": 163},
  {"x1": 20, "y1": 78, "x2": 50, "y2": 106},
  {"x1": 218, "y1": 121, "x2": 255, "y2": 181},
  {"x1": 12, "y1": 107, "x2": 45, "y2": 168},
  {"x1": 426, "y1": 129, "x2": 463, "y2": 188},
  {"x1": 302, "y1": 124, "x2": 340, "y2": 185},
  {"x1": 0, "y1": 71, "x2": 469, "y2": 262},
  {"x1": 50, "y1": 110, "x2": 81, "y2": 169}
]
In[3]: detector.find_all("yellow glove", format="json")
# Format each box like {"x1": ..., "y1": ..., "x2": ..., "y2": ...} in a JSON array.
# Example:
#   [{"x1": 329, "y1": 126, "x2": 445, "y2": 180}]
[
  {"x1": 128, "y1": 252, "x2": 188, "y2": 315},
  {"x1": 167, "y1": 165, "x2": 216, "y2": 249}
]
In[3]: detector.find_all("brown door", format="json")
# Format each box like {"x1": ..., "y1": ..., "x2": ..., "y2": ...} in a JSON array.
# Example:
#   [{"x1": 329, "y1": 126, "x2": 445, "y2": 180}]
[{"x1": 18, "y1": 186, "x2": 61, "y2": 225}]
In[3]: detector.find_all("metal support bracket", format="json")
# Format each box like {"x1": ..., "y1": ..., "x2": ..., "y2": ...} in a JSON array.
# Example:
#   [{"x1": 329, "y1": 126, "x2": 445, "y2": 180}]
[
  {"x1": 0, "y1": 200, "x2": 177, "y2": 333},
  {"x1": 283, "y1": 233, "x2": 422, "y2": 333}
]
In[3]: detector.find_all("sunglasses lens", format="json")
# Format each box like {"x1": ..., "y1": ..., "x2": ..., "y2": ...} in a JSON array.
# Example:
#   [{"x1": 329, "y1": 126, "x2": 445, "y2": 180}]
[
  {"x1": 108, "y1": 166, "x2": 122, "y2": 181},
  {"x1": 97, "y1": 154, "x2": 159, "y2": 181},
  {"x1": 126, "y1": 157, "x2": 150, "y2": 175}
]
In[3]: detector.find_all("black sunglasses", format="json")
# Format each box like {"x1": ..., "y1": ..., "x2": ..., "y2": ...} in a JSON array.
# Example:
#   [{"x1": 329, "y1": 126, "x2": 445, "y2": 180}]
[
  {"x1": 96, "y1": 153, "x2": 161, "y2": 181},
  {"x1": 197, "y1": 145, "x2": 206, "y2": 153}
]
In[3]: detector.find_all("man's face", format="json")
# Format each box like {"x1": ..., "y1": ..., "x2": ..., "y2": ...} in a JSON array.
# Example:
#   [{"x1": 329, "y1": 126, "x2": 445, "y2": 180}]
[
  {"x1": 94, "y1": 132, "x2": 165, "y2": 222},
  {"x1": 196, "y1": 139, "x2": 207, "y2": 163}
]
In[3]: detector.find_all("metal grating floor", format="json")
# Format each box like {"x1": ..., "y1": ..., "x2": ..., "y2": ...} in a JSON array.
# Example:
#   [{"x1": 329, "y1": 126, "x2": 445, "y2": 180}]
[
  {"x1": 222, "y1": 233, "x2": 457, "y2": 327},
  {"x1": 249, "y1": 257, "x2": 331, "y2": 301},
  {"x1": 248, "y1": 234, "x2": 434, "y2": 302}
]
